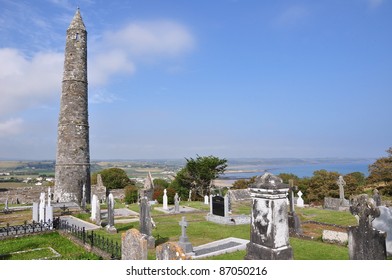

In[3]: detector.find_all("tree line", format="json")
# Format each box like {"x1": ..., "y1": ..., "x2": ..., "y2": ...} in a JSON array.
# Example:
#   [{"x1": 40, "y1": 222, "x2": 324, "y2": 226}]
[{"x1": 91, "y1": 147, "x2": 392, "y2": 205}]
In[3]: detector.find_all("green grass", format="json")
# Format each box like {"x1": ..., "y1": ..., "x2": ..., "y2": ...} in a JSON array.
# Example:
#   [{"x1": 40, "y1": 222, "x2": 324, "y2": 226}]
[
  {"x1": 0, "y1": 232, "x2": 101, "y2": 260},
  {"x1": 295, "y1": 207, "x2": 357, "y2": 226}
]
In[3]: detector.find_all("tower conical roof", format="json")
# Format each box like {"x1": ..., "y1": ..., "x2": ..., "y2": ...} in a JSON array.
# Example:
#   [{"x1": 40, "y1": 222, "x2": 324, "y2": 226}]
[{"x1": 68, "y1": 8, "x2": 86, "y2": 31}]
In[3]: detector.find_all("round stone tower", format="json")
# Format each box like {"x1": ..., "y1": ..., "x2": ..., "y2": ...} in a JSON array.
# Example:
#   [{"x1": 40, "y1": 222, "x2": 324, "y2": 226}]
[{"x1": 54, "y1": 8, "x2": 90, "y2": 205}]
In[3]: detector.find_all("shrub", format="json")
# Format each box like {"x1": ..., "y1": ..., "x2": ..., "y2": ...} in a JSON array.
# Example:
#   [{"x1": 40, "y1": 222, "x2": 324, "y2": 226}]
[{"x1": 124, "y1": 185, "x2": 139, "y2": 204}]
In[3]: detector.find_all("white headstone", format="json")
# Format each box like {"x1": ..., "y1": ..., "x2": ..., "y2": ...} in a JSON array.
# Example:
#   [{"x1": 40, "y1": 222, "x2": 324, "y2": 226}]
[
  {"x1": 47, "y1": 187, "x2": 51, "y2": 207},
  {"x1": 174, "y1": 193, "x2": 180, "y2": 213},
  {"x1": 39, "y1": 192, "x2": 45, "y2": 223},
  {"x1": 204, "y1": 195, "x2": 209, "y2": 205},
  {"x1": 45, "y1": 205, "x2": 53, "y2": 224},
  {"x1": 163, "y1": 189, "x2": 168, "y2": 210},
  {"x1": 297, "y1": 190, "x2": 304, "y2": 208},
  {"x1": 188, "y1": 189, "x2": 192, "y2": 202},
  {"x1": 91, "y1": 194, "x2": 97, "y2": 221}
]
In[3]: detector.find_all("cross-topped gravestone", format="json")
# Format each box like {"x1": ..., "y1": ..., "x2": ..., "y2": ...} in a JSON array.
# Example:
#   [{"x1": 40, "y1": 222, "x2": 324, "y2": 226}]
[
  {"x1": 178, "y1": 216, "x2": 193, "y2": 253},
  {"x1": 348, "y1": 194, "x2": 386, "y2": 260},
  {"x1": 337, "y1": 175, "x2": 346, "y2": 200}
]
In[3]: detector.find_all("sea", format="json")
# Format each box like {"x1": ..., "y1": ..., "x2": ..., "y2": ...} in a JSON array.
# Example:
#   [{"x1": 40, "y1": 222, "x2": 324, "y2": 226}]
[{"x1": 220, "y1": 159, "x2": 375, "y2": 179}]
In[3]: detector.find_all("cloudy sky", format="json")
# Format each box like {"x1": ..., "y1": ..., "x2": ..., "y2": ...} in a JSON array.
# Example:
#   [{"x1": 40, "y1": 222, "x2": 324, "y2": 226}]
[{"x1": 0, "y1": 0, "x2": 391, "y2": 160}]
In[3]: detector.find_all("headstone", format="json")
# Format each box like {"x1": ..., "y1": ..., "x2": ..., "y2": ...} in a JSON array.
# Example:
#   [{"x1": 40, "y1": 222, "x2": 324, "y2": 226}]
[
  {"x1": 373, "y1": 189, "x2": 381, "y2": 206},
  {"x1": 39, "y1": 192, "x2": 45, "y2": 223},
  {"x1": 81, "y1": 184, "x2": 86, "y2": 209},
  {"x1": 288, "y1": 180, "x2": 302, "y2": 235},
  {"x1": 4, "y1": 198, "x2": 9, "y2": 211},
  {"x1": 106, "y1": 193, "x2": 117, "y2": 233},
  {"x1": 142, "y1": 172, "x2": 154, "y2": 201},
  {"x1": 371, "y1": 206, "x2": 392, "y2": 256},
  {"x1": 174, "y1": 193, "x2": 180, "y2": 213},
  {"x1": 162, "y1": 189, "x2": 168, "y2": 210},
  {"x1": 348, "y1": 194, "x2": 386, "y2": 260},
  {"x1": 156, "y1": 242, "x2": 189, "y2": 260},
  {"x1": 204, "y1": 195, "x2": 209, "y2": 205},
  {"x1": 188, "y1": 189, "x2": 192, "y2": 202},
  {"x1": 32, "y1": 202, "x2": 39, "y2": 222},
  {"x1": 178, "y1": 216, "x2": 193, "y2": 253},
  {"x1": 297, "y1": 190, "x2": 304, "y2": 207},
  {"x1": 245, "y1": 172, "x2": 293, "y2": 260},
  {"x1": 91, "y1": 194, "x2": 101, "y2": 225},
  {"x1": 337, "y1": 175, "x2": 346, "y2": 200},
  {"x1": 212, "y1": 195, "x2": 225, "y2": 217},
  {"x1": 47, "y1": 187, "x2": 51, "y2": 207},
  {"x1": 121, "y1": 228, "x2": 147, "y2": 260},
  {"x1": 45, "y1": 205, "x2": 53, "y2": 225},
  {"x1": 139, "y1": 197, "x2": 155, "y2": 248}
]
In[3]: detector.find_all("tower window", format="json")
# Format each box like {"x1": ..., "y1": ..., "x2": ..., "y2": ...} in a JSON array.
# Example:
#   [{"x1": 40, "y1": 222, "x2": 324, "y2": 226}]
[{"x1": 75, "y1": 33, "x2": 79, "y2": 40}]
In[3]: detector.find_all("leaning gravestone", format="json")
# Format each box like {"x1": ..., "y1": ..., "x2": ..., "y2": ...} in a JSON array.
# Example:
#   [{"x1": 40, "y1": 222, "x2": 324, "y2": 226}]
[
  {"x1": 106, "y1": 193, "x2": 117, "y2": 233},
  {"x1": 348, "y1": 194, "x2": 386, "y2": 260},
  {"x1": 139, "y1": 197, "x2": 155, "y2": 248},
  {"x1": 371, "y1": 206, "x2": 392, "y2": 256},
  {"x1": 122, "y1": 228, "x2": 147, "y2": 260},
  {"x1": 156, "y1": 242, "x2": 189, "y2": 260},
  {"x1": 245, "y1": 172, "x2": 293, "y2": 260}
]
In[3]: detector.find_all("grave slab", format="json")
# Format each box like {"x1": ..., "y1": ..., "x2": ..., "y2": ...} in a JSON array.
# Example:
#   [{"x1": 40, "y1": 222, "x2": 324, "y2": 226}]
[{"x1": 191, "y1": 237, "x2": 249, "y2": 259}]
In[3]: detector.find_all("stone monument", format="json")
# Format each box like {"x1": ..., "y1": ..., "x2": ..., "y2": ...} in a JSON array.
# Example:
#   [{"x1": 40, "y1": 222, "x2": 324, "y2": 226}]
[
  {"x1": 39, "y1": 192, "x2": 46, "y2": 223},
  {"x1": 91, "y1": 194, "x2": 101, "y2": 225},
  {"x1": 174, "y1": 193, "x2": 180, "y2": 213},
  {"x1": 297, "y1": 190, "x2": 304, "y2": 208},
  {"x1": 178, "y1": 216, "x2": 193, "y2": 254},
  {"x1": 106, "y1": 193, "x2": 116, "y2": 233},
  {"x1": 204, "y1": 195, "x2": 209, "y2": 205},
  {"x1": 337, "y1": 175, "x2": 346, "y2": 200},
  {"x1": 156, "y1": 242, "x2": 189, "y2": 260},
  {"x1": 373, "y1": 189, "x2": 382, "y2": 206},
  {"x1": 54, "y1": 8, "x2": 91, "y2": 205},
  {"x1": 121, "y1": 228, "x2": 148, "y2": 260},
  {"x1": 288, "y1": 179, "x2": 302, "y2": 235},
  {"x1": 162, "y1": 189, "x2": 168, "y2": 210},
  {"x1": 348, "y1": 194, "x2": 386, "y2": 260},
  {"x1": 372, "y1": 206, "x2": 392, "y2": 256},
  {"x1": 139, "y1": 197, "x2": 155, "y2": 248},
  {"x1": 245, "y1": 172, "x2": 293, "y2": 260}
]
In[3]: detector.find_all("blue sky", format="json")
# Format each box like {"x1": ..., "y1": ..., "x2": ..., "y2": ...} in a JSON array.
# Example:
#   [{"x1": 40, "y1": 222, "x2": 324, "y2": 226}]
[{"x1": 0, "y1": 0, "x2": 391, "y2": 160}]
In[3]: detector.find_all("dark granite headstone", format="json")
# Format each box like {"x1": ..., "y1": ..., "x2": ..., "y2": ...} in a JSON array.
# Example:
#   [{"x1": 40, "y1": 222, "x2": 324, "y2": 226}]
[{"x1": 212, "y1": 195, "x2": 225, "y2": 217}]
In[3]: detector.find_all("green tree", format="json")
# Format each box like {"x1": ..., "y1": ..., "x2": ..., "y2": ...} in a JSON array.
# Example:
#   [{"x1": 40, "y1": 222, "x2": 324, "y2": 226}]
[
  {"x1": 92, "y1": 168, "x2": 130, "y2": 190},
  {"x1": 173, "y1": 155, "x2": 227, "y2": 198},
  {"x1": 343, "y1": 172, "x2": 365, "y2": 197},
  {"x1": 306, "y1": 170, "x2": 340, "y2": 203},
  {"x1": 232, "y1": 176, "x2": 257, "y2": 189},
  {"x1": 368, "y1": 147, "x2": 392, "y2": 195}
]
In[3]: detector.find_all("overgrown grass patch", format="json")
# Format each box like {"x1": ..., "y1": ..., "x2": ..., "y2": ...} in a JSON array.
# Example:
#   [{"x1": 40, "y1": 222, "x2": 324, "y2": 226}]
[
  {"x1": 0, "y1": 232, "x2": 101, "y2": 260},
  {"x1": 296, "y1": 207, "x2": 357, "y2": 226}
]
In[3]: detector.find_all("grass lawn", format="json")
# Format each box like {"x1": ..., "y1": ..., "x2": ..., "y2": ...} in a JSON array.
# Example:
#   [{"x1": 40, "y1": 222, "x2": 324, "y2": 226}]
[{"x1": 0, "y1": 232, "x2": 101, "y2": 260}]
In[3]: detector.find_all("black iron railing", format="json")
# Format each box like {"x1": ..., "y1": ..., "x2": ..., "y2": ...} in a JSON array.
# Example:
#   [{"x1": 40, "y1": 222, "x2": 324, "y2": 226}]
[{"x1": 0, "y1": 219, "x2": 58, "y2": 237}]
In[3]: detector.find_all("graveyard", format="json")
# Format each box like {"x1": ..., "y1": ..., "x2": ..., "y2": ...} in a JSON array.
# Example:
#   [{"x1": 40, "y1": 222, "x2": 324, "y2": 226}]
[{"x1": 1, "y1": 184, "x2": 390, "y2": 260}]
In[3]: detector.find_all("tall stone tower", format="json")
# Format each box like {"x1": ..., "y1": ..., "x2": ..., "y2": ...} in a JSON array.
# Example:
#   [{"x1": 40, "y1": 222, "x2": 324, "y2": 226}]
[{"x1": 54, "y1": 8, "x2": 90, "y2": 205}]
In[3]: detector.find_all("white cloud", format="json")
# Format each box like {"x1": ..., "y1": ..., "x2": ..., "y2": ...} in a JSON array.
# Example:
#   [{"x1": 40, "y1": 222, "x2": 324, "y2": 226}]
[
  {"x1": 0, "y1": 48, "x2": 63, "y2": 117},
  {"x1": 102, "y1": 20, "x2": 195, "y2": 57},
  {"x1": 0, "y1": 118, "x2": 24, "y2": 137}
]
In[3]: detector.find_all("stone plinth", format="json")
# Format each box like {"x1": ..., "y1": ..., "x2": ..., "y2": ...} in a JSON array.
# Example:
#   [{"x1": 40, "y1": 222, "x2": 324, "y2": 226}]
[{"x1": 245, "y1": 173, "x2": 293, "y2": 260}]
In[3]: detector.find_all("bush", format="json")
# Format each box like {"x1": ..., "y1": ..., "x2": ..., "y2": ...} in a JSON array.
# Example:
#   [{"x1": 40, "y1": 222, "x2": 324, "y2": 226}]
[{"x1": 124, "y1": 185, "x2": 139, "y2": 204}]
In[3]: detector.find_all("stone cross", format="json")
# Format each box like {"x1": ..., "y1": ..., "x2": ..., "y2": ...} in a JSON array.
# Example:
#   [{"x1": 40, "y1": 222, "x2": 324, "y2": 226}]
[
  {"x1": 178, "y1": 216, "x2": 193, "y2": 253},
  {"x1": 348, "y1": 194, "x2": 386, "y2": 260},
  {"x1": 288, "y1": 179, "x2": 297, "y2": 213},
  {"x1": 179, "y1": 216, "x2": 188, "y2": 238},
  {"x1": 337, "y1": 175, "x2": 346, "y2": 200},
  {"x1": 162, "y1": 189, "x2": 168, "y2": 210}
]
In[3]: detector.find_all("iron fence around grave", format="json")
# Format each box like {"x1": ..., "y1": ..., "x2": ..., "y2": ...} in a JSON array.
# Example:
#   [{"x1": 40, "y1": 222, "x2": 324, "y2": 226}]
[
  {"x1": 0, "y1": 219, "x2": 59, "y2": 238},
  {"x1": 58, "y1": 219, "x2": 121, "y2": 259}
]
